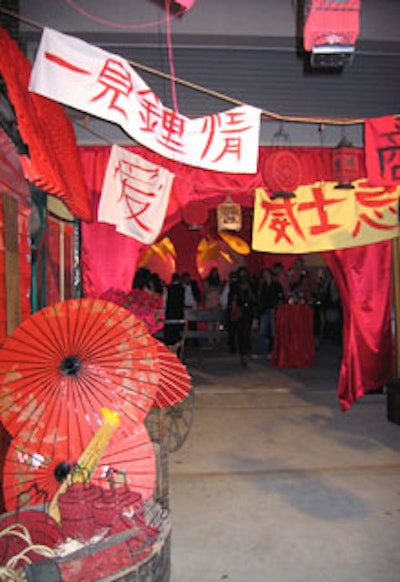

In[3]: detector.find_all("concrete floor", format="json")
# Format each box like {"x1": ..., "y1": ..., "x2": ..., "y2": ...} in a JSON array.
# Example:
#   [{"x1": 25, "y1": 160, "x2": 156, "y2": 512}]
[{"x1": 169, "y1": 340, "x2": 400, "y2": 582}]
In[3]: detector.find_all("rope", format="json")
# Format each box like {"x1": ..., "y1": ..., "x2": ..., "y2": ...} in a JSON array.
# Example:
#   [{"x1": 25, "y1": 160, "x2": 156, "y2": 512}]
[
  {"x1": 1, "y1": 6, "x2": 397, "y2": 126},
  {"x1": 0, "y1": 523, "x2": 55, "y2": 581},
  {"x1": 62, "y1": 0, "x2": 186, "y2": 31},
  {"x1": 165, "y1": 0, "x2": 179, "y2": 112}
]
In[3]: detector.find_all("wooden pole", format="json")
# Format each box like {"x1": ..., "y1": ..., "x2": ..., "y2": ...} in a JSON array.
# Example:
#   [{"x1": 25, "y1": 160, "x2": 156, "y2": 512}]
[
  {"x1": 391, "y1": 237, "x2": 400, "y2": 377},
  {"x1": 2, "y1": 193, "x2": 21, "y2": 335}
]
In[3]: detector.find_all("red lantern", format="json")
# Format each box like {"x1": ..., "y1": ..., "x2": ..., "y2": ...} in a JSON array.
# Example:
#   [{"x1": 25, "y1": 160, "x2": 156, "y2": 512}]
[
  {"x1": 182, "y1": 200, "x2": 208, "y2": 229},
  {"x1": 332, "y1": 138, "x2": 360, "y2": 189},
  {"x1": 304, "y1": 0, "x2": 361, "y2": 52}
]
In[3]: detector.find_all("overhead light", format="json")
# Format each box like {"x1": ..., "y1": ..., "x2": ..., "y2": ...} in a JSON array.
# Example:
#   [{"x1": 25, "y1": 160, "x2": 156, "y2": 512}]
[{"x1": 310, "y1": 44, "x2": 354, "y2": 69}]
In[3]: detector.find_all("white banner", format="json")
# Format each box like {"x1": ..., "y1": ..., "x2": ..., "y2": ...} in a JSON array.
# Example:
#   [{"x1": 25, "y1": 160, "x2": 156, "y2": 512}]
[
  {"x1": 29, "y1": 28, "x2": 261, "y2": 174},
  {"x1": 98, "y1": 146, "x2": 174, "y2": 244}
]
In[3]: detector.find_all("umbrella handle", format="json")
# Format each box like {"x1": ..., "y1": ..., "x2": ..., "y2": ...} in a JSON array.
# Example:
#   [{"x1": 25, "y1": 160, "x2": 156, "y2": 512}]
[{"x1": 47, "y1": 408, "x2": 120, "y2": 523}]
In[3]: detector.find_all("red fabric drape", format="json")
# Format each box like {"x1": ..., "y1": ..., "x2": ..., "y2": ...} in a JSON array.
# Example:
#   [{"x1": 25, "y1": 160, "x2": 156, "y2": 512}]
[
  {"x1": 323, "y1": 241, "x2": 394, "y2": 410},
  {"x1": 79, "y1": 145, "x2": 393, "y2": 410},
  {"x1": 80, "y1": 145, "x2": 357, "y2": 296}
]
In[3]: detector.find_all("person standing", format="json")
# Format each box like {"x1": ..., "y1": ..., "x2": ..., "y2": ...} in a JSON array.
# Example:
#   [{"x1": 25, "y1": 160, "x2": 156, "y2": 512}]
[
  {"x1": 253, "y1": 268, "x2": 283, "y2": 357},
  {"x1": 228, "y1": 266, "x2": 256, "y2": 367},
  {"x1": 273, "y1": 261, "x2": 290, "y2": 300},
  {"x1": 181, "y1": 272, "x2": 200, "y2": 311},
  {"x1": 203, "y1": 267, "x2": 222, "y2": 309},
  {"x1": 164, "y1": 273, "x2": 185, "y2": 349}
]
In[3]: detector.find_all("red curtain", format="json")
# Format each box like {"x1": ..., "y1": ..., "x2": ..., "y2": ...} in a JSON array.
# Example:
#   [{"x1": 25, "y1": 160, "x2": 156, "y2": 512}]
[
  {"x1": 80, "y1": 145, "x2": 351, "y2": 296},
  {"x1": 323, "y1": 242, "x2": 394, "y2": 410},
  {"x1": 79, "y1": 145, "x2": 394, "y2": 410}
]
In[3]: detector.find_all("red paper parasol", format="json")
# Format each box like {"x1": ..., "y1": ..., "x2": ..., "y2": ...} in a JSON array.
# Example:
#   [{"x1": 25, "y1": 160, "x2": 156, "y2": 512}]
[
  {"x1": 152, "y1": 341, "x2": 191, "y2": 408},
  {"x1": 0, "y1": 298, "x2": 160, "y2": 463},
  {"x1": 2, "y1": 424, "x2": 156, "y2": 511},
  {"x1": 92, "y1": 424, "x2": 156, "y2": 500}
]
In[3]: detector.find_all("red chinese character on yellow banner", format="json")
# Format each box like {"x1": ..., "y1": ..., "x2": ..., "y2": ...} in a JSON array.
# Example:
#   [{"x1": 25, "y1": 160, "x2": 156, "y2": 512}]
[{"x1": 253, "y1": 180, "x2": 400, "y2": 253}]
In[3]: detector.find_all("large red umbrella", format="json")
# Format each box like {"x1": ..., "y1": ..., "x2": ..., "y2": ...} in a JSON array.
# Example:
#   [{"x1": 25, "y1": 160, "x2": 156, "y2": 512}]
[{"x1": 0, "y1": 298, "x2": 160, "y2": 463}]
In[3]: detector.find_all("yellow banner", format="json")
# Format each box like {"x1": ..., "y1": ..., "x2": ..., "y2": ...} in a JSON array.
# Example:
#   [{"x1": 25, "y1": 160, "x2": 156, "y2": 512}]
[{"x1": 252, "y1": 179, "x2": 400, "y2": 253}]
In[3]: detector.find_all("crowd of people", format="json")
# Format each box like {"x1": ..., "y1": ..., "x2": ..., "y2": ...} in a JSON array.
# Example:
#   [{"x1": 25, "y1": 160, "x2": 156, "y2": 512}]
[{"x1": 131, "y1": 261, "x2": 342, "y2": 367}]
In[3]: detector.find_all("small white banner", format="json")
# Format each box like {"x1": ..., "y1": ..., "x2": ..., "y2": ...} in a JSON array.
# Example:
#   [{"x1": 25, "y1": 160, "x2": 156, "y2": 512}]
[
  {"x1": 98, "y1": 146, "x2": 174, "y2": 244},
  {"x1": 29, "y1": 28, "x2": 261, "y2": 174}
]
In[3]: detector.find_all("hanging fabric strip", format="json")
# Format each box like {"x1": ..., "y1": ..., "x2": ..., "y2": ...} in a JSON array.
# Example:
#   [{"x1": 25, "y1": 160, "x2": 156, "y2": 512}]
[{"x1": 98, "y1": 146, "x2": 175, "y2": 244}]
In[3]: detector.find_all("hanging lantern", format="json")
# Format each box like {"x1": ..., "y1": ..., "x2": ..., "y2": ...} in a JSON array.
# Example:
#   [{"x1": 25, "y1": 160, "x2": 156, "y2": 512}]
[
  {"x1": 217, "y1": 196, "x2": 242, "y2": 232},
  {"x1": 304, "y1": 0, "x2": 361, "y2": 68},
  {"x1": 332, "y1": 137, "x2": 360, "y2": 189},
  {"x1": 182, "y1": 200, "x2": 209, "y2": 230}
]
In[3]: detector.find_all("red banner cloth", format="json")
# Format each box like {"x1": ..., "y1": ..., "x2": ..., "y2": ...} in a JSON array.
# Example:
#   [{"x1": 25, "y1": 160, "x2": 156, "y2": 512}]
[
  {"x1": 365, "y1": 115, "x2": 400, "y2": 186},
  {"x1": 323, "y1": 241, "x2": 394, "y2": 411},
  {"x1": 272, "y1": 304, "x2": 315, "y2": 368}
]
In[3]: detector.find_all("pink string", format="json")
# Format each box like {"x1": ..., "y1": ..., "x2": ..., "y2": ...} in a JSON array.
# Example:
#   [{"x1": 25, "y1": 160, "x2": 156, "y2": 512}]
[
  {"x1": 63, "y1": 0, "x2": 185, "y2": 30},
  {"x1": 165, "y1": 0, "x2": 179, "y2": 112}
]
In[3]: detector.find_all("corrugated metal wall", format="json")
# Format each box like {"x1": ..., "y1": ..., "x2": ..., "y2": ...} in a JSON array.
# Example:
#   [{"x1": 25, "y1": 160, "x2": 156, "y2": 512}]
[{"x1": 112, "y1": 45, "x2": 400, "y2": 121}]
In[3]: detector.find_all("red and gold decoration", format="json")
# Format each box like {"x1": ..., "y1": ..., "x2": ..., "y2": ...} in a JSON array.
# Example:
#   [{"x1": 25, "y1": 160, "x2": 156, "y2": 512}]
[
  {"x1": 262, "y1": 150, "x2": 302, "y2": 196},
  {"x1": 217, "y1": 196, "x2": 242, "y2": 232}
]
